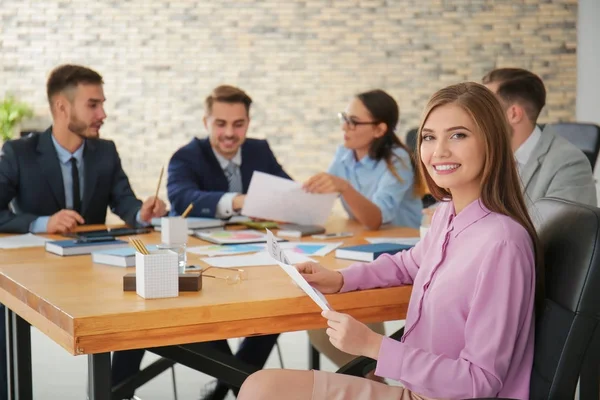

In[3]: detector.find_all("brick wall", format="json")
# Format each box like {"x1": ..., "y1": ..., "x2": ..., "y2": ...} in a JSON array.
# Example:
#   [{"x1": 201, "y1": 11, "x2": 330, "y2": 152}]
[{"x1": 0, "y1": 0, "x2": 578, "y2": 213}]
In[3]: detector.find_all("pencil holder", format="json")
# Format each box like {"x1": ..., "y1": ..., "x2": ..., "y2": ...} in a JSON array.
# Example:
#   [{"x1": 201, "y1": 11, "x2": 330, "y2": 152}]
[
  {"x1": 161, "y1": 216, "x2": 188, "y2": 245},
  {"x1": 135, "y1": 250, "x2": 179, "y2": 299}
]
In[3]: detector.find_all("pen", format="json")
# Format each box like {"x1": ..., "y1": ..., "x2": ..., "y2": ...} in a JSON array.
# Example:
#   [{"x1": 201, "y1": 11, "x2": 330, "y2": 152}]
[
  {"x1": 181, "y1": 203, "x2": 194, "y2": 218},
  {"x1": 153, "y1": 166, "x2": 164, "y2": 209}
]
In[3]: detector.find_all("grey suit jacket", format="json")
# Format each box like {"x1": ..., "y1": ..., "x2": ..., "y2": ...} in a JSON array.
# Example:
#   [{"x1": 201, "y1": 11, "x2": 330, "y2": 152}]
[{"x1": 521, "y1": 130, "x2": 597, "y2": 208}]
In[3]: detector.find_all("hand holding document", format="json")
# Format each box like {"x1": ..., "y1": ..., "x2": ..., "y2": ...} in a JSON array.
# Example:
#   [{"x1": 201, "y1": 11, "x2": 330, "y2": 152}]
[
  {"x1": 266, "y1": 229, "x2": 332, "y2": 311},
  {"x1": 241, "y1": 172, "x2": 337, "y2": 226}
]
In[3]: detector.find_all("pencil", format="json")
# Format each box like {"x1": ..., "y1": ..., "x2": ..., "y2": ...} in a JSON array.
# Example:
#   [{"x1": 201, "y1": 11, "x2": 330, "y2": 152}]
[
  {"x1": 153, "y1": 166, "x2": 164, "y2": 208},
  {"x1": 181, "y1": 203, "x2": 194, "y2": 218}
]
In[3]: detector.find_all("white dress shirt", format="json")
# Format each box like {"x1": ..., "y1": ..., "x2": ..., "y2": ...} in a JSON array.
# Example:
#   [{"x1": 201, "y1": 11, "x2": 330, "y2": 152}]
[{"x1": 514, "y1": 125, "x2": 542, "y2": 174}]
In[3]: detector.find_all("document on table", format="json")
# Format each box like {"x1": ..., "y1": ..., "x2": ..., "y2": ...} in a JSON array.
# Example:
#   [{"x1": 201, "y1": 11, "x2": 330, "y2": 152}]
[
  {"x1": 265, "y1": 229, "x2": 332, "y2": 311},
  {"x1": 0, "y1": 233, "x2": 49, "y2": 249},
  {"x1": 365, "y1": 237, "x2": 421, "y2": 246},
  {"x1": 201, "y1": 251, "x2": 314, "y2": 268},
  {"x1": 241, "y1": 172, "x2": 337, "y2": 226}
]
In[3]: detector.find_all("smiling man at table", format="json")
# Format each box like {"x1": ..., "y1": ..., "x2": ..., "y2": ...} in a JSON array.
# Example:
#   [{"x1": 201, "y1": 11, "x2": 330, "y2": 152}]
[
  {"x1": 0, "y1": 64, "x2": 167, "y2": 399},
  {"x1": 111, "y1": 85, "x2": 289, "y2": 400}
]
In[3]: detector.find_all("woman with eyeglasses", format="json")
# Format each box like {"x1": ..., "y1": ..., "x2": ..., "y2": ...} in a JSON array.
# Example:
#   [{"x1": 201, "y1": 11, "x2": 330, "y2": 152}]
[
  {"x1": 303, "y1": 89, "x2": 425, "y2": 378},
  {"x1": 303, "y1": 89, "x2": 425, "y2": 231}
]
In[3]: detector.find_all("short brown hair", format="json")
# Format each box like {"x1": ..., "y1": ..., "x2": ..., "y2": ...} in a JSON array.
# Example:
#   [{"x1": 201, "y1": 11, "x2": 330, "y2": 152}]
[
  {"x1": 46, "y1": 64, "x2": 103, "y2": 105},
  {"x1": 205, "y1": 85, "x2": 252, "y2": 115},
  {"x1": 482, "y1": 68, "x2": 546, "y2": 123}
]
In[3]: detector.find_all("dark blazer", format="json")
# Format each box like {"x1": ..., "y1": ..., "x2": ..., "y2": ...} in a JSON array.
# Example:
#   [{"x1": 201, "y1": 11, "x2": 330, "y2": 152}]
[
  {"x1": 0, "y1": 128, "x2": 143, "y2": 233},
  {"x1": 167, "y1": 137, "x2": 291, "y2": 217}
]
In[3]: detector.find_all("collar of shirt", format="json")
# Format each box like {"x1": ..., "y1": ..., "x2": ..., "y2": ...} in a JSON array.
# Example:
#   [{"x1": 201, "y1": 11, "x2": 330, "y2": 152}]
[
  {"x1": 514, "y1": 125, "x2": 542, "y2": 167},
  {"x1": 443, "y1": 198, "x2": 491, "y2": 238},
  {"x1": 211, "y1": 146, "x2": 242, "y2": 170},
  {"x1": 340, "y1": 148, "x2": 377, "y2": 169},
  {"x1": 51, "y1": 134, "x2": 85, "y2": 165}
]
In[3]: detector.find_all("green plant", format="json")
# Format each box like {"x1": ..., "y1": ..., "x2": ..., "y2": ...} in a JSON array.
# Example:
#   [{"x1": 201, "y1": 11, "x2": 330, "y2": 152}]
[{"x1": 0, "y1": 95, "x2": 34, "y2": 141}]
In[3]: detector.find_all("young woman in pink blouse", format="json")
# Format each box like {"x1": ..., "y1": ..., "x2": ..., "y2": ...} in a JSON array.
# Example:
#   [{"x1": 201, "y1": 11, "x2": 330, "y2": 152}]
[{"x1": 238, "y1": 82, "x2": 543, "y2": 400}]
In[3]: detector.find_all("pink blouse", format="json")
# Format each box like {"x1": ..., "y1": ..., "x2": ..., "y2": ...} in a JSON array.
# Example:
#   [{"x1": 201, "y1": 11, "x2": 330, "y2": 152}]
[{"x1": 340, "y1": 199, "x2": 535, "y2": 399}]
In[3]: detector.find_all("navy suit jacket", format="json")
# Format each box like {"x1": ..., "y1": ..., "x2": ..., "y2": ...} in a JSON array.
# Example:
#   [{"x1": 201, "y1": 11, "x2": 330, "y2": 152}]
[
  {"x1": 167, "y1": 137, "x2": 291, "y2": 217},
  {"x1": 0, "y1": 128, "x2": 143, "y2": 233}
]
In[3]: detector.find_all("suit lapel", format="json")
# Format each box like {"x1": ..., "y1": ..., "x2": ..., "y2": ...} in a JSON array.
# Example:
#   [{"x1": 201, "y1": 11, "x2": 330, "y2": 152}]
[
  {"x1": 81, "y1": 140, "x2": 98, "y2": 216},
  {"x1": 520, "y1": 132, "x2": 554, "y2": 191},
  {"x1": 239, "y1": 142, "x2": 252, "y2": 191},
  {"x1": 36, "y1": 129, "x2": 66, "y2": 209}
]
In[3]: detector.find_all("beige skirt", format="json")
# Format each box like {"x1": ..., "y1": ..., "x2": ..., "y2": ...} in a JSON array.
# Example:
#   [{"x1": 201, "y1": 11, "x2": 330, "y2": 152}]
[{"x1": 312, "y1": 370, "x2": 441, "y2": 400}]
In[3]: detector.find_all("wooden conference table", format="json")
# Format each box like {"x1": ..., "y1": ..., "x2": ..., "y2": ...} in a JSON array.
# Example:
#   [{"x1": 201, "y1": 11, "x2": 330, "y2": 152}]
[{"x1": 0, "y1": 218, "x2": 415, "y2": 400}]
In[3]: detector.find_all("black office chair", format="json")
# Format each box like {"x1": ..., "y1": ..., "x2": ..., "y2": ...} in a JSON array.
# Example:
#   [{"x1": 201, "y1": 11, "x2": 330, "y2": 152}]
[
  {"x1": 543, "y1": 122, "x2": 600, "y2": 170},
  {"x1": 405, "y1": 127, "x2": 418, "y2": 153},
  {"x1": 338, "y1": 197, "x2": 600, "y2": 400}
]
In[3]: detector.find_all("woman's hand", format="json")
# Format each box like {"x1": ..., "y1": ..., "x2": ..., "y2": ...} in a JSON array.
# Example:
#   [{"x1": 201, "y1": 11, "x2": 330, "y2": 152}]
[
  {"x1": 322, "y1": 310, "x2": 384, "y2": 360},
  {"x1": 303, "y1": 173, "x2": 349, "y2": 194},
  {"x1": 295, "y1": 262, "x2": 344, "y2": 293}
]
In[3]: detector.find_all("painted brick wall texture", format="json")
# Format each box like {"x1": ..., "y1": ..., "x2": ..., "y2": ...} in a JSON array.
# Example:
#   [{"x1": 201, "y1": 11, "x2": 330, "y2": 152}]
[{"x1": 0, "y1": 0, "x2": 577, "y2": 217}]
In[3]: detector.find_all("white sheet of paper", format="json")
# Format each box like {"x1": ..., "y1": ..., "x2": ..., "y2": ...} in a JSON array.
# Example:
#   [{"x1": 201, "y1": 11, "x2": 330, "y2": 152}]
[
  {"x1": 278, "y1": 242, "x2": 343, "y2": 257},
  {"x1": 241, "y1": 172, "x2": 337, "y2": 226},
  {"x1": 202, "y1": 251, "x2": 314, "y2": 268},
  {"x1": 265, "y1": 229, "x2": 332, "y2": 311},
  {"x1": 0, "y1": 233, "x2": 49, "y2": 249},
  {"x1": 365, "y1": 237, "x2": 421, "y2": 246}
]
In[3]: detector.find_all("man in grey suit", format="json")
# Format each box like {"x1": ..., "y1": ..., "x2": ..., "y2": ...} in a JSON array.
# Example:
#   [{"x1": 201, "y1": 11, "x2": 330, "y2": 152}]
[
  {"x1": 483, "y1": 68, "x2": 597, "y2": 207},
  {"x1": 0, "y1": 64, "x2": 167, "y2": 399}
]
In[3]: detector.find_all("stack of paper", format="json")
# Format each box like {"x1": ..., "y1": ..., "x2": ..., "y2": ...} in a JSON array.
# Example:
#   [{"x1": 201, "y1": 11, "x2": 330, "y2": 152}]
[{"x1": 0, "y1": 233, "x2": 49, "y2": 249}]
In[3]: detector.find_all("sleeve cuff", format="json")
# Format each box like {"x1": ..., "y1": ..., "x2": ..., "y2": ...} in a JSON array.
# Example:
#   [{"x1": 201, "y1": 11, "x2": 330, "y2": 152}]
[
  {"x1": 374, "y1": 335, "x2": 406, "y2": 380},
  {"x1": 215, "y1": 192, "x2": 239, "y2": 219},
  {"x1": 135, "y1": 210, "x2": 151, "y2": 226},
  {"x1": 29, "y1": 216, "x2": 50, "y2": 233}
]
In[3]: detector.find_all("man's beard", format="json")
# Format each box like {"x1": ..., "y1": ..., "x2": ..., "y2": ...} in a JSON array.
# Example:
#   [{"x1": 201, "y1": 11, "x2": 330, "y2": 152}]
[{"x1": 68, "y1": 115, "x2": 98, "y2": 140}]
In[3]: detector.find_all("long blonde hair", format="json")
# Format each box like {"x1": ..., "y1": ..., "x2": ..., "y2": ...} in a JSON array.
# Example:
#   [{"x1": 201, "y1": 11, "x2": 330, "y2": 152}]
[{"x1": 416, "y1": 82, "x2": 544, "y2": 312}]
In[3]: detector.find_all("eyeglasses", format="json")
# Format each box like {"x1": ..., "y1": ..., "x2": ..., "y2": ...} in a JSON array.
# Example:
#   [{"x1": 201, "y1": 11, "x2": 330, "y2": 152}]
[
  {"x1": 201, "y1": 266, "x2": 248, "y2": 285},
  {"x1": 338, "y1": 112, "x2": 380, "y2": 130}
]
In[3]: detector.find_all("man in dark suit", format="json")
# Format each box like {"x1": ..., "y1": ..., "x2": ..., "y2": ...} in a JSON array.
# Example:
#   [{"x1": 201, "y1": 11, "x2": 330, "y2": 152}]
[
  {"x1": 112, "y1": 85, "x2": 290, "y2": 400},
  {"x1": 0, "y1": 64, "x2": 167, "y2": 398},
  {"x1": 167, "y1": 85, "x2": 290, "y2": 218}
]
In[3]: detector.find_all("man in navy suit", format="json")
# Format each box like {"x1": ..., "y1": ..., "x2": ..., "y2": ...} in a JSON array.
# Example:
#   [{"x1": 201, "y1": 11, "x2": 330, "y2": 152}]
[
  {"x1": 0, "y1": 64, "x2": 167, "y2": 399},
  {"x1": 167, "y1": 85, "x2": 290, "y2": 218},
  {"x1": 112, "y1": 85, "x2": 290, "y2": 400}
]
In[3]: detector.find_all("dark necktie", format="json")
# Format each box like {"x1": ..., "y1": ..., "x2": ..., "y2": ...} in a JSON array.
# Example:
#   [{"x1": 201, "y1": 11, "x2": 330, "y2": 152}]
[{"x1": 70, "y1": 157, "x2": 82, "y2": 214}]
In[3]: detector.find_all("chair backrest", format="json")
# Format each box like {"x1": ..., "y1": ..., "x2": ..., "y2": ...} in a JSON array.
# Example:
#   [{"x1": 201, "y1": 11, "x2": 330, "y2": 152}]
[
  {"x1": 529, "y1": 198, "x2": 600, "y2": 400},
  {"x1": 543, "y1": 123, "x2": 600, "y2": 170},
  {"x1": 405, "y1": 127, "x2": 418, "y2": 153}
]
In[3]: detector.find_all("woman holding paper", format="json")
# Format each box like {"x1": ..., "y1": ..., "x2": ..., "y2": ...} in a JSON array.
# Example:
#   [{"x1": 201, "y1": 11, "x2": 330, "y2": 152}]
[
  {"x1": 303, "y1": 89, "x2": 425, "y2": 231},
  {"x1": 238, "y1": 82, "x2": 541, "y2": 400},
  {"x1": 303, "y1": 89, "x2": 425, "y2": 376}
]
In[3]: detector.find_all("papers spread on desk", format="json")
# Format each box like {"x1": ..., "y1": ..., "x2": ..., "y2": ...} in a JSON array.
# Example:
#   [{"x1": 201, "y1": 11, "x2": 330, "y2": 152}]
[
  {"x1": 365, "y1": 237, "x2": 420, "y2": 246},
  {"x1": 188, "y1": 244, "x2": 266, "y2": 257},
  {"x1": 266, "y1": 229, "x2": 332, "y2": 311},
  {"x1": 201, "y1": 251, "x2": 314, "y2": 268},
  {"x1": 0, "y1": 233, "x2": 49, "y2": 249},
  {"x1": 278, "y1": 242, "x2": 343, "y2": 257},
  {"x1": 241, "y1": 172, "x2": 337, "y2": 226}
]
